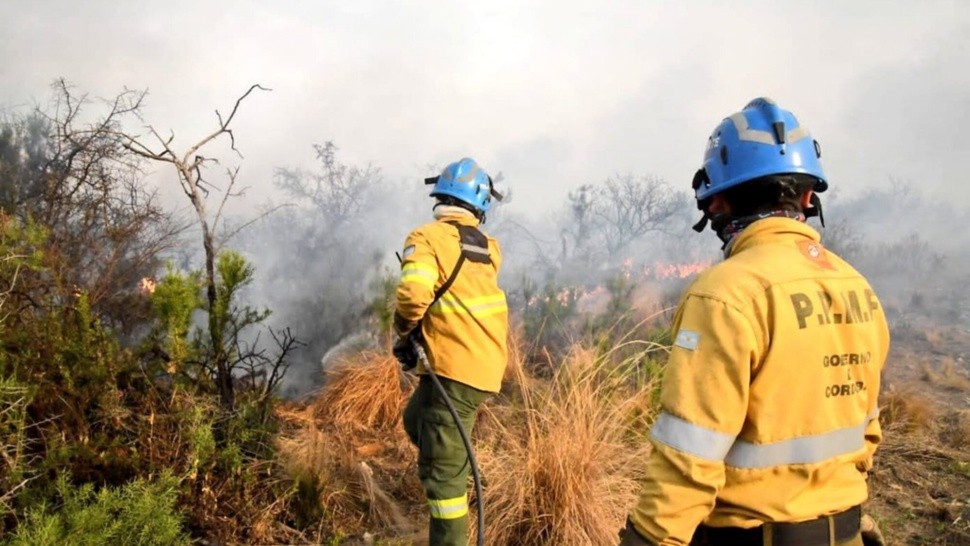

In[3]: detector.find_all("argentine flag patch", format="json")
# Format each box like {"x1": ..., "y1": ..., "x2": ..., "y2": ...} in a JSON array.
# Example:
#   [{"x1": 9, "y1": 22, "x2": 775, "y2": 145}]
[{"x1": 674, "y1": 329, "x2": 700, "y2": 351}]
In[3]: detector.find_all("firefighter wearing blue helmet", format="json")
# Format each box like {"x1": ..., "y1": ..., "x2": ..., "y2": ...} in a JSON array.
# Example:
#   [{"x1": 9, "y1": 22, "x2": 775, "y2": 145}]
[
  {"x1": 618, "y1": 99, "x2": 889, "y2": 546},
  {"x1": 690, "y1": 97, "x2": 828, "y2": 247},
  {"x1": 393, "y1": 158, "x2": 508, "y2": 546},
  {"x1": 427, "y1": 157, "x2": 497, "y2": 221}
]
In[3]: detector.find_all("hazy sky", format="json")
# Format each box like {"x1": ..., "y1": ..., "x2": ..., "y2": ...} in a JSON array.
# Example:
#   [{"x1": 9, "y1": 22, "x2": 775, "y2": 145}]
[{"x1": 2, "y1": 0, "x2": 969, "y2": 212}]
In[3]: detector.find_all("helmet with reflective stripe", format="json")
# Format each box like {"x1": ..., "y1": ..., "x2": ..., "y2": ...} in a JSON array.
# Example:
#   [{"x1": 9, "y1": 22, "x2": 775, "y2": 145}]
[
  {"x1": 694, "y1": 97, "x2": 827, "y2": 201},
  {"x1": 427, "y1": 157, "x2": 496, "y2": 214}
]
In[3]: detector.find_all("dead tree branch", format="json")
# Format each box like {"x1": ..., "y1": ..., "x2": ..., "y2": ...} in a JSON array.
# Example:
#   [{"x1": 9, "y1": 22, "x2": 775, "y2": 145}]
[{"x1": 119, "y1": 84, "x2": 271, "y2": 411}]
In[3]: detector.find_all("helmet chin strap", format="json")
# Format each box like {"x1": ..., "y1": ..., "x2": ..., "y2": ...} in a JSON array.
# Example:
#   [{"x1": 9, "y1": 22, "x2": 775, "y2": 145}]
[
  {"x1": 805, "y1": 192, "x2": 825, "y2": 227},
  {"x1": 709, "y1": 213, "x2": 736, "y2": 243},
  {"x1": 691, "y1": 212, "x2": 709, "y2": 233},
  {"x1": 691, "y1": 211, "x2": 733, "y2": 235},
  {"x1": 691, "y1": 200, "x2": 733, "y2": 246}
]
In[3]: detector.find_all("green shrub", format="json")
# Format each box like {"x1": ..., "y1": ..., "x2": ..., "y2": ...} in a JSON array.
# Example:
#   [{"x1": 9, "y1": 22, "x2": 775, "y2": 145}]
[
  {"x1": 0, "y1": 377, "x2": 33, "y2": 519},
  {"x1": 521, "y1": 278, "x2": 582, "y2": 362},
  {"x1": 149, "y1": 265, "x2": 203, "y2": 372},
  {"x1": 6, "y1": 473, "x2": 189, "y2": 546}
]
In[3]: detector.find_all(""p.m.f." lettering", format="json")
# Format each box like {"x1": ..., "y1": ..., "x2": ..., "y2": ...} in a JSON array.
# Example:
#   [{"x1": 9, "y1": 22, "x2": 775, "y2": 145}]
[
  {"x1": 790, "y1": 289, "x2": 879, "y2": 329},
  {"x1": 790, "y1": 293, "x2": 814, "y2": 329}
]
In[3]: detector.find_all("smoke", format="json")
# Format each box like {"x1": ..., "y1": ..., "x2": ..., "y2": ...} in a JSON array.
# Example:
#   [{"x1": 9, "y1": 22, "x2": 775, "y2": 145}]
[
  {"x1": 218, "y1": 145, "x2": 969, "y2": 399},
  {"x1": 227, "y1": 151, "x2": 717, "y2": 396},
  {"x1": 821, "y1": 181, "x2": 970, "y2": 330},
  {"x1": 229, "y1": 144, "x2": 463, "y2": 396}
]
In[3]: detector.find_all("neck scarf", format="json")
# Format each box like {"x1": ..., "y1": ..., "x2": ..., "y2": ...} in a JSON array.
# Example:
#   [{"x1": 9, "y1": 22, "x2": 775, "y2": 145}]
[
  {"x1": 433, "y1": 204, "x2": 476, "y2": 221},
  {"x1": 718, "y1": 209, "x2": 805, "y2": 256}
]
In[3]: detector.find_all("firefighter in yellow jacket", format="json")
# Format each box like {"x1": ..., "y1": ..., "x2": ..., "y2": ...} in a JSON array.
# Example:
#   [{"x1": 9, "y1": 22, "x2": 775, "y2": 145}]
[
  {"x1": 618, "y1": 98, "x2": 890, "y2": 546},
  {"x1": 393, "y1": 157, "x2": 509, "y2": 546}
]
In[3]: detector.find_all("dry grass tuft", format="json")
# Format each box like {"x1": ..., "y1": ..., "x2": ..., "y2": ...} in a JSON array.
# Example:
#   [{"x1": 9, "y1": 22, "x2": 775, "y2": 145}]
[
  {"x1": 938, "y1": 357, "x2": 970, "y2": 391},
  {"x1": 311, "y1": 350, "x2": 413, "y2": 433},
  {"x1": 475, "y1": 347, "x2": 656, "y2": 545},
  {"x1": 278, "y1": 352, "x2": 419, "y2": 541},
  {"x1": 278, "y1": 425, "x2": 411, "y2": 535},
  {"x1": 918, "y1": 357, "x2": 970, "y2": 391},
  {"x1": 922, "y1": 327, "x2": 944, "y2": 347},
  {"x1": 880, "y1": 385, "x2": 937, "y2": 434},
  {"x1": 942, "y1": 409, "x2": 970, "y2": 450},
  {"x1": 501, "y1": 326, "x2": 532, "y2": 395}
]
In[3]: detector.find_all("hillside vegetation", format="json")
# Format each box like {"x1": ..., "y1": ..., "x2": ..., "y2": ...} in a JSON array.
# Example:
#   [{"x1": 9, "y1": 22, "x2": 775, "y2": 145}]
[{"x1": 2, "y1": 81, "x2": 969, "y2": 545}]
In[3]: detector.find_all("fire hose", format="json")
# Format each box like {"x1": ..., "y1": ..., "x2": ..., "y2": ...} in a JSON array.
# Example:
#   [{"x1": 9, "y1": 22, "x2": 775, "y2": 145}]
[{"x1": 412, "y1": 340, "x2": 486, "y2": 546}]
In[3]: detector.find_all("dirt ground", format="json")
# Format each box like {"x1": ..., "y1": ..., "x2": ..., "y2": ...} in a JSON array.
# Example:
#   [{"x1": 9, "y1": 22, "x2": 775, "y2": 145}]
[{"x1": 866, "y1": 320, "x2": 970, "y2": 545}]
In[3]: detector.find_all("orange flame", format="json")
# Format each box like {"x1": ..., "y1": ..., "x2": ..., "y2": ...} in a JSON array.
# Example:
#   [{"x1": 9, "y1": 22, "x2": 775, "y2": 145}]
[
  {"x1": 643, "y1": 261, "x2": 711, "y2": 280},
  {"x1": 138, "y1": 277, "x2": 157, "y2": 296},
  {"x1": 523, "y1": 260, "x2": 711, "y2": 308}
]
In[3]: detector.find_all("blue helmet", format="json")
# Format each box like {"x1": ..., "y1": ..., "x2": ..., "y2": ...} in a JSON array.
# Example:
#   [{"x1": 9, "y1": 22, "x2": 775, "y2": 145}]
[
  {"x1": 425, "y1": 157, "x2": 501, "y2": 215},
  {"x1": 694, "y1": 97, "x2": 827, "y2": 201}
]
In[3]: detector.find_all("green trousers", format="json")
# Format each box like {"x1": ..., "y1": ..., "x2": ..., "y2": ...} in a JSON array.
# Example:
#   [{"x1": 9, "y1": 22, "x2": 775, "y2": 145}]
[{"x1": 403, "y1": 375, "x2": 489, "y2": 546}]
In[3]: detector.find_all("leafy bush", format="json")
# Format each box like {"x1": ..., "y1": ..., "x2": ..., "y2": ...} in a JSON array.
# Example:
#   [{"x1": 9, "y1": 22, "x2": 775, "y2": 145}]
[
  {"x1": 1, "y1": 82, "x2": 177, "y2": 334},
  {"x1": 5, "y1": 473, "x2": 189, "y2": 546},
  {"x1": 1, "y1": 226, "x2": 142, "y2": 487},
  {"x1": 0, "y1": 377, "x2": 33, "y2": 520},
  {"x1": 146, "y1": 251, "x2": 295, "y2": 421}
]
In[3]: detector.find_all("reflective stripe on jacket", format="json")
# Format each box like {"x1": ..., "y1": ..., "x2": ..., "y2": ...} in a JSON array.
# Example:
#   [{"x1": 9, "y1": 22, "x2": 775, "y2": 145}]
[
  {"x1": 629, "y1": 217, "x2": 890, "y2": 545},
  {"x1": 394, "y1": 213, "x2": 509, "y2": 393}
]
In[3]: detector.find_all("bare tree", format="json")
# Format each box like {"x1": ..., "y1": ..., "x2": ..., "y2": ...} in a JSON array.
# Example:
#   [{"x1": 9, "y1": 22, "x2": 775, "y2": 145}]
[
  {"x1": 592, "y1": 174, "x2": 684, "y2": 257},
  {"x1": 251, "y1": 142, "x2": 384, "y2": 391},
  {"x1": 1, "y1": 79, "x2": 182, "y2": 332},
  {"x1": 274, "y1": 141, "x2": 381, "y2": 239},
  {"x1": 560, "y1": 184, "x2": 596, "y2": 263},
  {"x1": 120, "y1": 84, "x2": 272, "y2": 410}
]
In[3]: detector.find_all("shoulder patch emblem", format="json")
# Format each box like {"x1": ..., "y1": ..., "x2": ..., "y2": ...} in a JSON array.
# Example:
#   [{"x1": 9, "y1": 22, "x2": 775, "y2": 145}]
[
  {"x1": 797, "y1": 240, "x2": 835, "y2": 270},
  {"x1": 674, "y1": 329, "x2": 700, "y2": 351},
  {"x1": 402, "y1": 245, "x2": 416, "y2": 259}
]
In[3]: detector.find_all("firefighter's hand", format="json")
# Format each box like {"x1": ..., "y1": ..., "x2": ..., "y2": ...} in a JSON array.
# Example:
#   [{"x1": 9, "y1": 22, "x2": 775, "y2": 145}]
[
  {"x1": 392, "y1": 335, "x2": 418, "y2": 371},
  {"x1": 861, "y1": 513, "x2": 887, "y2": 546},
  {"x1": 616, "y1": 520, "x2": 655, "y2": 546}
]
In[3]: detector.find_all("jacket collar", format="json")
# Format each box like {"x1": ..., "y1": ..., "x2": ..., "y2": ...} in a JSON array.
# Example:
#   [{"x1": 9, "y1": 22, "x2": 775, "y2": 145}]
[{"x1": 726, "y1": 217, "x2": 820, "y2": 258}]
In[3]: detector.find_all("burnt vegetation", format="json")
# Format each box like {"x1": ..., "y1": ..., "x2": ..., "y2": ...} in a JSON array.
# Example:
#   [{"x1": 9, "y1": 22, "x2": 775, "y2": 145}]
[{"x1": 1, "y1": 80, "x2": 968, "y2": 544}]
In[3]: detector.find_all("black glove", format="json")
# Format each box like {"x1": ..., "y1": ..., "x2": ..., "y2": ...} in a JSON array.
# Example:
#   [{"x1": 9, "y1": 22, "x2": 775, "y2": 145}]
[
  {"x1": 617, "y1": 519, "x2": 655, "y2": 546},
  {"x1": 393, "y1": 333, "x2": 419, "y2": 371}
]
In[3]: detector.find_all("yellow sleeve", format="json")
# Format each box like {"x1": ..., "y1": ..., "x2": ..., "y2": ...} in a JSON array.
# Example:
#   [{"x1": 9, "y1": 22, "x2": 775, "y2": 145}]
[
  {"x1": 860, "y1": 319, "x2": 886, "y2": 472},
  {"x1": 629, "y1": 294, "x2": 760, "y2": 545},
  {"x1": 489, "y1": 237, "x2": 503, "y2": 273},
  {"x1": 860, "y1": 307, "x2": 889, "y2": 473},
  {"x1": 393, "y1": 230, "x2": 437, "y2": 336}
]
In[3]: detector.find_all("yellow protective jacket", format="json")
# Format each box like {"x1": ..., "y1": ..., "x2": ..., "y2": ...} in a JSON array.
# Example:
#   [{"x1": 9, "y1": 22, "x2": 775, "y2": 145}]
[
  {"x1": 394, "y1": 212, "x2": 509, "y2": 393},
  {"x1": 628, "y1": 217, "x2": 890, "y2": 545}
]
